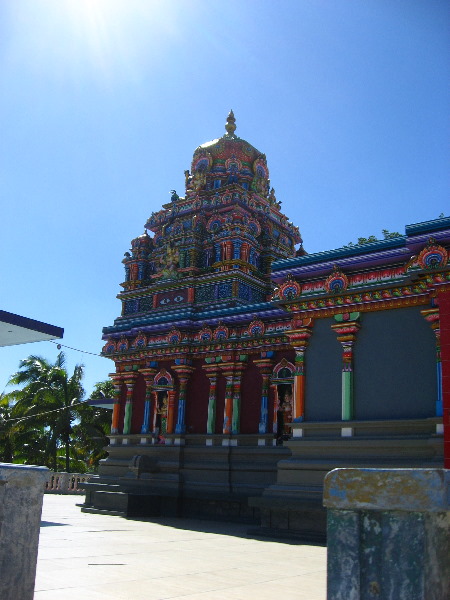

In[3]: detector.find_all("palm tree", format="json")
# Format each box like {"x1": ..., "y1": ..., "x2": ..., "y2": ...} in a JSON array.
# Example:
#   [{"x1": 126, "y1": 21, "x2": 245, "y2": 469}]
[
  {"x1": 9, "y1": 352, "x2": 85, "y2": 472},
  {"x1": 0, "y1": 391, "x2": 48, "y2": 465},
  {"x1": 73, "y1": 381, "x2": 113, "y2": 471}
]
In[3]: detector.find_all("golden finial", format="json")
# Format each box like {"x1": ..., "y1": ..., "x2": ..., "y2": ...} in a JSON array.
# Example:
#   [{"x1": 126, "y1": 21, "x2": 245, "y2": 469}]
[{"x1": 225, "y1": 109, "x2": 236, "y2": 135}]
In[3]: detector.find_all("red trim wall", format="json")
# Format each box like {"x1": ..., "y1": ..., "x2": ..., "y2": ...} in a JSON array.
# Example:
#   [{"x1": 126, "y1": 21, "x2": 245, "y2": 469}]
[
  {"x1": 131, "y1": 374, "x2": 146, "y2": 434},
  {"x1": 439, "y1": 289, "x2": 450, "y2": 468}
]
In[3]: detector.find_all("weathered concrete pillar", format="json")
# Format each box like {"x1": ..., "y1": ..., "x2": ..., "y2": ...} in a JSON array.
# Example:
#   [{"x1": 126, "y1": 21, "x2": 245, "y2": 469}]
[
  {"x1": 323, "y1": 468, "x2": 450, "y2": 600},
  {"x1": 0, "y1": 463, "x2": 49, "y2": 600}
]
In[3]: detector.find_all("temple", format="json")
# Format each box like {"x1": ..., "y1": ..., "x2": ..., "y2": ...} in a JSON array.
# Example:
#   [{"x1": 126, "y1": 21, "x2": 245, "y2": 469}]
[{"x1": 83, "y1": 113, "x2": 450, "y2": 539}]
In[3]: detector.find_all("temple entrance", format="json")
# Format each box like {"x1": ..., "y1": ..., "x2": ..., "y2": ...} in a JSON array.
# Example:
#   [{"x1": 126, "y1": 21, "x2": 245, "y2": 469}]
[
  {"x1": 152, "y1": 369, "x2": 174, "y2": 443},
  {"x1": 276, "y1": 383, "x2": 293, "y2": 444},
  {"x1": 272, "y1": 360, "x2": 295, "y2": 445},
  {"x1": 154, "y1": 391, "x2": 169, "y2": 442}
]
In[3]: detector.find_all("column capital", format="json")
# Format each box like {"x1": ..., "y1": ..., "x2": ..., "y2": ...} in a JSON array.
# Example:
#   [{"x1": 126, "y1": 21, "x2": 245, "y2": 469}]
[
  {"x1": 331, "y1": 319, "x2": 361, "y2": 343},
  {"x1": 285, "y1": 323, "x2": 313, "y2": 350},
  {"x1": 202, "y1": 364, "x2": 219, "y2": 377},
  {"x1": 421, "y1": 307, "x2": 440, "y2": 339},
  {"x1": 109, "y1": 373, "x2": 125, "y2": 384},
  {"x1": 122, "y1": 372, "x2": 139, "y2": 389},
  {"x1": 253, "y1": 358, "x2": 273, "y2": 376},
  {"x1": 139, "y1": 367, "x2": 157, "y2": 381},
  {"x1": 172, "y1": 364, "x2": 195, "y2": 380}
]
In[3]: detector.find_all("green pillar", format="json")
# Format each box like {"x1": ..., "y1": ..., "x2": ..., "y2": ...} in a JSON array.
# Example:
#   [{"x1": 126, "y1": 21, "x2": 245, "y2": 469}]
[{"x1": 331, "y1": 313, "x2": 360, "y2": 422}]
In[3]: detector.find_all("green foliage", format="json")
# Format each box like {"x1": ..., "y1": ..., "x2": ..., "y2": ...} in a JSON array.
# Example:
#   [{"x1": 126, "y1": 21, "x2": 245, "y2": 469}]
[
  {"x1": 344, "y1": 229, "x2": 401, "y2": 248},
  {"x1": 4, "y1": 354, "x2": 112, "y2": 472}
]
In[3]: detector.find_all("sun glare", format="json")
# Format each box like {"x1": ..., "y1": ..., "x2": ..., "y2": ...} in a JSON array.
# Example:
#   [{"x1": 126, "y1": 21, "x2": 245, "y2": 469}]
[{"x1": 12, "y1": 0, "x2": 182, "y2": 84}]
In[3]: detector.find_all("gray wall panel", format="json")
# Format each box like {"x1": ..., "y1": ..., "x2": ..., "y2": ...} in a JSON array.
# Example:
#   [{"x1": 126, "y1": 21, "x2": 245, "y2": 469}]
[
  {"x1": 305, "y1": 317, "x2": 342, "y2": 421},
  {"x1": 353, "y1": 306, "x2": 437, "y2": 419}
]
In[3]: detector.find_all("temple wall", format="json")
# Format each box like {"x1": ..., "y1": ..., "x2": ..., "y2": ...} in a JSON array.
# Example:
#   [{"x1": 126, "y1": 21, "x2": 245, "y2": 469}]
[
  {"x1": 130, "y1": 373, "x2": 146, "y2": 433},
  {"x1": 305, "y1": 318, "x2": 342, "y2": 421},
  {"x1": 354, "y1": 306, "x2": 437, "y2": 420},
  {"x1": 185, "y1": 363, "x2": 210, "y2": 433},
  {"x1": 240, "y1": 361, "x2": 263, "y2": 433}
]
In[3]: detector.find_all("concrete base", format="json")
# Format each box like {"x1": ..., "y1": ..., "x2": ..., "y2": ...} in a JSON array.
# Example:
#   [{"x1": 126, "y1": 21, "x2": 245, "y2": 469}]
[
  {"x1": 324, "y1": 468, "x2": 450, "y2": 600},
  {"x1": 249, "y1": 417, "x2": 443, "y2": 540},
  {"x1": 81, "y1": 434, "x2": 288, "y2": 525},
  {"x1": 0, "y1": 463, "x2": 49, "y2": 600}
]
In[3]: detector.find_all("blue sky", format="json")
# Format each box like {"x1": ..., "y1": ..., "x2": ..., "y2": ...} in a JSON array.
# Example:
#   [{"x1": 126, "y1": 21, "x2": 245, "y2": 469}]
[{"x1": 1, "y1": 0, "x2": 448, "y2": 396}]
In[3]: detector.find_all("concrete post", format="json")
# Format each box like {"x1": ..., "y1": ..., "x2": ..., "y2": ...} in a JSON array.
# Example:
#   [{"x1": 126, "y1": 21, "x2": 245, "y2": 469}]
[
  {"x1": 0, "y1": 463, "x2": 49, "y2": 600},
  {"x1": 323, "y1": 468, "x2": 450, "y2": 600}
]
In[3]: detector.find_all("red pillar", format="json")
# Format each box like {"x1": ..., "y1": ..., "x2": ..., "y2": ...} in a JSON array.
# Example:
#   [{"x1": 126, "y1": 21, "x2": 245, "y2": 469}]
[{"x1": 438, "y1": 287, "x2": 450, "y2": 468}]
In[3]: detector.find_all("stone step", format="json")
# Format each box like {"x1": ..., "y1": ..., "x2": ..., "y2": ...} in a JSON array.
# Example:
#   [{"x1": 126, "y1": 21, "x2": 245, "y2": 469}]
[{"x1": 80, "y1": 506, "x2": 126, "y2": 517}]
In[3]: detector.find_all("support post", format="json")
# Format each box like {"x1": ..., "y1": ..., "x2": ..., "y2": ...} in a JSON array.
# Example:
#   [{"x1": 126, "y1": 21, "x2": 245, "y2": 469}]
[
  {"x1": 0, "y1": 464, "x2": 49, "y2": 600},
  {"x1": 221, "y1": 365, "x2": 234, "y2": 435},
  {"x1": 271, "y1": 383, "x2": 279, "y2": 434},
  {"x1": 173, "y1": 365, "x2": 195, "y2": 434},
  {"x1": 231, "y1": 364, "x2": 245, "y2": 434},
  {"x1": 323, "y1": 468, "x2": 450, "y2": 600},
  {"x1": 254, "y1": 359, "x2": 273, "y2": 433},
  {"x1": 122, "y1": 374, "x2": 137, "y2": 435},
  {"x1": 166, "y1": 390, "x2": 176, "y2": 434},
  {"x1": 421, "y1": 307, "x2": 443, "y2": 417},
  {"x1": 331, "y1": 313, "x2": 361, "y2": 421},
  {"x1": 139, "y1": 368, "x2": 157, "y2": 433},
  {"x1": 109, "y1": 374, "x2": 124, "y2": 434},
  {"x1": 285, "y1": 318, "x2": 313, "y2": 422},
  {"x1": 203, "y1": 365, "x2": 219, "y2": 434}
]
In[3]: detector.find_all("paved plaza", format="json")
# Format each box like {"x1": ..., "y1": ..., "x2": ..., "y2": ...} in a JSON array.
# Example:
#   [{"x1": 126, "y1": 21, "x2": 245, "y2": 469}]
[{"x1": 35, "y1": 495, "x2": 327, "y2": 599}]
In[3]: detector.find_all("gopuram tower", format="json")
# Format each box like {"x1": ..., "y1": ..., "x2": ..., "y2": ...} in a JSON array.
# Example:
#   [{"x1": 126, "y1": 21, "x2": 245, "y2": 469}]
[
  {"x1": 101, "y1": 111, "x2": 302, "y2": 439},
  {"x1": 88, "y1": 113, "x2": 304, "y2": 519}
]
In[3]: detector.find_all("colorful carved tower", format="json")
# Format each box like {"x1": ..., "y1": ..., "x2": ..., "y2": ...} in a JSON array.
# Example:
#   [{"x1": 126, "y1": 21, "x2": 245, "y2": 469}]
[
  {"x1": 102, "y1": 112, "x2": 302, "y2": 440},
  {"x1": 119, "y1": 110, "x2": 300, "y2": 315}
]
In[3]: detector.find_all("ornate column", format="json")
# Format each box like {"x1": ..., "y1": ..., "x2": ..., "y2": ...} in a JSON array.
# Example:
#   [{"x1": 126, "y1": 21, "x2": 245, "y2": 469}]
[
  {"x1": 122, "y1": 373, "x2": 138, "y2": 435},
  {"x1": 220, "y1": 364, "x2": 235, "y2": 435},
  {"x1": 421, "y1": 307, "x2": 443, "y2": 417},
  {"x1": 233, "y1": 240, "x2": 242, "y2": 260},
  {"x1": 110, "y1": 373, "x2": 124, "y2": 434},
  {"x1": 139, "y1": 368, "x2": 157, "y2": 433},
  {"x1": 231, "y1": 363, "x2": 245, "y2": 434},
  {"x1": 254, "y1": 359, "x2": 273, "y2": 433},
  {"x1": 271, "y1": 383, "x2": 279, "y2": 434},
  {"x1": 172, "y1": 365, "x2": 195, "y2": 434},
  {"x1": 331, "y1": 313, "x2": 361, "y2": 421},
  {"x1": 151, "y1": 390, "x2": 159, "y2": 431},
  {"x1": 166, "y1": 390, "x2": 176, "y2": 433},
  {"x1": 285, "y1": 318, "x2": 314, "y2": 422},
  {"x1": 225, "y1": 240, "x2": 233, "y2": 261},
  {"x1": 203, "y1": 365, "x2": 219, "y2": 434}
]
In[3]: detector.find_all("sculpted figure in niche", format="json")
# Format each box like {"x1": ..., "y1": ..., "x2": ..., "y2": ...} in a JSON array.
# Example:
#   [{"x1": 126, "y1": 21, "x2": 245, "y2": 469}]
[
  {"x1": 276, "y1": 385, "x2": 293, "y2": 445},
  {"x1": 159, "y1": 243, "x2": 180, "y2": 279},
  {"x1": 192, "y1": 168, "x2": 206, "y2": 191},
  {"x1": 154, "y1": 392, "x2": 169, "y2": 443},
  {"x1": 130, "y1": 263, "x2": 139, "y2": 281}
]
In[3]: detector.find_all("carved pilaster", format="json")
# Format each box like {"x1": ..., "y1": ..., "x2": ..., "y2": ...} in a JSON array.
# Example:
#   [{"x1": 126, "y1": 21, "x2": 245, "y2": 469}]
[
  {"x1": 331, "y1": 313, "x2": 361, "y2": 421},
  {"x1": 421, "y1": 307, "x2": 442, "y2": 417},
  {"x1": 203, "y1": 365, "x2": 219, "y2": 434},
  {"x1": 139, "y1": 368, "x2": 157, "y2": 434},
  {"x1": 285, "y1": 318, "x2": 313, "y2": 421},
  {"x1": 172, "y1": 365, "x2": 195, "y2": 434},
  {"x1": 253, "y1": 359, "x2": 273, "y2": 434}
]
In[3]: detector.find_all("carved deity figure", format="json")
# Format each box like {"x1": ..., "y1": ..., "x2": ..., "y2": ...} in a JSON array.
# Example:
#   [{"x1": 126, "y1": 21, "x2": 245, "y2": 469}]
[
  {"x1": 159, "y1": 243, "x2": 180, "y2": 279},
  {"x1": 155, "y1": 393, "x2": 169, "y2": 442},
  {"x1": 192, "y1": 169, "x2": 206, "y2": 191}
]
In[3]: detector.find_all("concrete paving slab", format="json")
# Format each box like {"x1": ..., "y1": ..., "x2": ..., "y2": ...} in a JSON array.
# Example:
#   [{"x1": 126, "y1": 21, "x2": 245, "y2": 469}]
[{"x1": 35, "y1": 495, "x2": 326, "y2": 599}]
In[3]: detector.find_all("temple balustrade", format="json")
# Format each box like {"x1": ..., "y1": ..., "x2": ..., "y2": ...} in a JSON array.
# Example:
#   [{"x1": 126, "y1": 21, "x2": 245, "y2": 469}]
[{"x1": 44, "y1": 471, "x2": 92, "y2": 494}]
